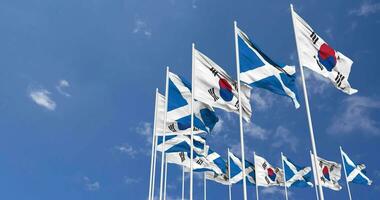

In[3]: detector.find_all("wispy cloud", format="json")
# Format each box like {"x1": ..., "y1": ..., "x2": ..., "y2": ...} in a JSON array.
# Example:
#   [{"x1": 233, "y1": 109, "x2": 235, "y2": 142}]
[
  {"x1": 56, "y1": 79, "x2": 71, "y2": 97},
  {"x1": 349, "y1": 1, "x2": 380, "y2": 16},
  {"x1": 124, "y1": 176, "x2": 141, "y2": 184},
  {"x1": 114, "y1": 143, "x2": 138, "y2": 158},
  {"x1": 132, "y1": 19, "x2": 152, "y2": 37},
  {"x1": 302, "y1": 68, "x2": 330, "y2": 95},
  {"x1": 244, "y1": 122, "x2": 269, "y2": 140},
  {"x1": 272, "y1": 126, "x2": 299, "y2": 152},
  {"x1": 29, "y1": 88, "x2": 56, "y2": 111},
  {"x1": 83, "y1": 176, "x2": 100, "y2": 191},
  {"x1": 261, "y1": 187, "x2": 291, "y2": 197},
  {"x1": 136, "y1": 122, "x2": 153, "y2": 143},
  {"x1": 251, "y1": 90, "x2": 275, "y2": 111},
  {"x1": 327, "y1": 96, "x2": 380, "y2": 136}
]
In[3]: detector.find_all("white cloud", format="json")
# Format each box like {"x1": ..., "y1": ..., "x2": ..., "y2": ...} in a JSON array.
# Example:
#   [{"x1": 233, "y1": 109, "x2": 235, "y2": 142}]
[
  {"x1": 133, "y1": 19, "x2": 152, "y2": 37},
  {"x1": 272, "y1": 126, "x2": 299, "y2": 152},
  {"x1": 327, "y1": 96, "x2": 380, "y2": 136},
  {"x1": 350, "y1": 1, "x2": 380, "y2": 16},
  {"x1": 261, "y1": 187, "x2": 291, "y2": 197},
  {"x1": 136, "y1": 122, "x2": 153, "y2": 143},
  {"x1": 124, "y1": 176, "x2": 141, "y2": 184},
  {"x1": 244, "y1": 122, "x2": 268, "y2": 140},
  {"x1": 191, "y1": 0, "x2": 198, "y2": 9},
  {"x1": 29, "y1": 88, "x2": 56, "y2": 111},
  {"x1": 56, "y1": 79, "x2": 71, "y2": 97},
  {"x1": 302, "y1": 68, "x2": 330, "y2": 95},
  {"x1": 324, "y1": 28, "x2": 334, "y2": 40},
  {"x1": 83, "y1": 176, "x2": 100, "y2": 191},
  {"x1": 114, "y1": 143, "x2": 138, "y2": 158}
]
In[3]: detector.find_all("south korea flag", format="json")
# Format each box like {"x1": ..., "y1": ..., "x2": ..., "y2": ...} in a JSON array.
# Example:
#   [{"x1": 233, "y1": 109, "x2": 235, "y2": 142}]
[
  {"x1": 193, "y1": 48, "x2": 252, "y2": 122},
  {"x1": 254, "y1": 154, "x2": 284, "y2": 187},
  {"x1": 291, "y1": 7, "x2": 357, "y2": 95}
]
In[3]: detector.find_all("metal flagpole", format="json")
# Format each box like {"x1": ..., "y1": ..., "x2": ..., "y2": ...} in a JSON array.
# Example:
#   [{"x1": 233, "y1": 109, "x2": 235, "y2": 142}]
[
  {"x1": 204, "y1": 141, "x2": 207, "y2": 200},
  {"x1": 159, "y1": 67, "x2": 170, "y2": 200},
  {"x1": 290, "y1": 4, "x2": 324, "y2": 200},
  {"x1": 233, "y1": 20, "x2": 248, "y2": 200},
  {"x1": 149, "y1": 89, "x2": 159, "y2": 200},
  {"x1": 190, "y1": 43, "x2": 195, "y2": 200},
  {"x1": 164, "y1": 155, "x2": 168, "y2": 200},
  {"x1": 152, "y1": 126, "x2": 159, "y2": 200},
  {"x1": 204, "y1": 173, "x2": 207, "y2": 200},
  {"x1": 310, "y1": 151, "x2": 320, "y2": 200},
  {"x1": 182, "y1": 166, "x2": 185, "y2": 200},
  {"x1": 340, "y1": 146, "x2": 353, "y2": 200},
  {"x1": 281, "y1": 152, "x2": 289, "y2": 200},
  {"x1": 254, "y1": 152, "x2": 259, "y2": 200},
  {"x1": 228, "y1": 148, "x2": 232, "y2": 200}
]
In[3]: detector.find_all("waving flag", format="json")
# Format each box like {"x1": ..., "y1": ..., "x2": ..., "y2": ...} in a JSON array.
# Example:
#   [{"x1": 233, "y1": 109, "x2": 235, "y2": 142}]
[
  {"x1": 156, "y1": 72, "x2": 219, "y2": 135},
  {"x1": 166, "y1": 149, "x2": 223, "y2": 175},
  {"x1": 236, "y1": 26, "x2": 300, "y2": 108},
  {"x1": 291, "y1": 9, "x2": 357, "y2": 95},
  {"x1": 205, "y1": 150, "x2": 229, "y2": 185},
  {"x1": 156, "y1": 134, "x2": 206, "y2": 154},
  {"x1": 193, "y1": 48, "x2": 252, "y2": 121},
  {"x1": 282, "y1": 154, "x2": 313, "y2": 187},
  {"x1": 311, "y1": 153, "x2": 342, "y2": 191},
  {"x1": 341, "y1": 148, "x2": 372, "y2": 185},
  {"x1": 255, "y1": 154, "x2": 284, "y2": 187},
  {"x1": 228, "y1": 151, "x2": 256, "y2": 184}
]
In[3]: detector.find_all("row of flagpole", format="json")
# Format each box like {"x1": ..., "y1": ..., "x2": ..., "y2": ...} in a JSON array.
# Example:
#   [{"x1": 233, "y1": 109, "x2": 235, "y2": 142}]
[{"x1": 147, "y1": 4, "x2": 368, "y2": 200}]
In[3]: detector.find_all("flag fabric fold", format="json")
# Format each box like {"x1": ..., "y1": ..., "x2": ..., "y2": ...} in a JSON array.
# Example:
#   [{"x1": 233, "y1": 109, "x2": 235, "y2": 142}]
[
  {"x1": 282, "y1": 154, "x2": 313, "y2": 188},
  {"x1": 156, "y1": 72, "x2": 219, "y2": 136},
  {"x1": 341, "y1": 148, "x2": 372, "y2": 185},
  {"x1": 156, "y1": 134, "x2": 206, "y2": 155},
  {"x1": 193, "y1": 48, "x2": 252, "y2": 121},
  {"x1": 291, "y1": 9, "x2": 357, "y2": 95},
  {"x1": 236, "y1": 26, "x2": 300, "y2": 108},
  {"x1": 255, "y1": 154, "x2": 284, "y2": 187},
  {"x1": 228, "y1": 151, "x2": 256, "y2": 185},
  {"x1": 311, "y1": 153, "x2": 342, "y2": 191}
]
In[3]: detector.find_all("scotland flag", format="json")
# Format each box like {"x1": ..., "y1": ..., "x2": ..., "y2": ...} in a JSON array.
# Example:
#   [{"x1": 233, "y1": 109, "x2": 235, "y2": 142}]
[
  {"x1": 236, "y1": 26, "x2": 300, "y2": 108},
  {"x1": 341, "y1": 147, "x2": 372, "y2": 186},
  {"x1": 229, "y1": 151, "x2": 256, "y2": 185},
  {"x1": 158, "y1": 72, "x2": 219, "y2": 135},
  {"x1": 282, "y1": 154, "x2": 313, "y2": 188},
  {"x1": 156, "y1": 134, "x2": 206, "y2": 154}
]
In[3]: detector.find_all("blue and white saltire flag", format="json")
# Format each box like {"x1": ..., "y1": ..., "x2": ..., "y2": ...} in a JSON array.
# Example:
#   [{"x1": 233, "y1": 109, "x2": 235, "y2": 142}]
[
  {"x1": 229, "y1": 151, "x2": 256, "y2": 184},
  {"x1": 193, "y1": 48, "x2": 252, "y2": 122},
  {"x1": 181, "y1": 147, "x2": 226, "y2": 175},
  {"x1": 156, "y1": 134, "x2": 206, "y2": 155},
  {"x1": 292, "y1": 8, "x2": 357, "y2": 95},
  {"x1": 282, "y1": 154, "x2": 313, "y2": 188},
  {"x1": 205, "y1": 150, "x2": 230, "y2": 185},
  {"x1": 341, "y1": 148, "x2": 372, "y2": 185},
  {"x1": 158, "y1": 72, "x2": 219, "y2": 135},
  {"x1": 236, "y1": 26, "x2": 300, "y2": 108}
]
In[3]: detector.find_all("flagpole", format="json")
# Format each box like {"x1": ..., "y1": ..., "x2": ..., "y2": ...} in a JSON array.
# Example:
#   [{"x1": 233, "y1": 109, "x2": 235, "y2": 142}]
[
  {"x1": 340, "y1": 146, "x2": 353, "y2": 200},
  {"x1": 149, "y1": 89, "x2": 159, "y2": 200},
  {"x1": 151, "y1": 125, "x2": 159, "y2": 200},
  {"x1": 254, "y1": 152, "x2": 259, "y2": 200},
  {"x1": 290, "y1": 4, "x2": 324, "y2": 200},
  {"x1": 204, "y1": 141, "x2": 207, "y2": 200},
  {"x1": 310, "y1": 151, "x2": 320, "y2": 200},
  {"x1": 234, "y1": 20, "x2": 248, "y2": 200},
  {"x1": 182, "y1": 166, "x2": 185, "y2": 200},
  {"x1": 164, "y1": 155, "x2": 168, "y2": 200},
  {"x1": 228, "y1": 148, "x2": 232, "y2": 200},
  {"x1": 281, "y1": 152, "x2": 289, "y2": 200},
  {"x1": 159, "y1": 67, "x2": 170, "y2": 200},
  {"x1": 190, "y1": 43, "x2": 195, "y2": 200}
]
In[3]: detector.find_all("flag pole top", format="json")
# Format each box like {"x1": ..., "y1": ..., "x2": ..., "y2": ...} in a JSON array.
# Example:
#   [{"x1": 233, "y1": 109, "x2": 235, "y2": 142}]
[
  {"x1": 156, "y1": 88, "x2": 158, "y2": 93},
  {"x1": 290, "y1": 4, "x2": 293, "y2": 10}
]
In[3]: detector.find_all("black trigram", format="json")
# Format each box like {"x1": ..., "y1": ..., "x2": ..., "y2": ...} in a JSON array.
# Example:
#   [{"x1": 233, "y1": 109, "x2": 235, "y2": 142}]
[
  {"x1": 335, "y1": 72, "x2": 345, "y2": 88},
  {"x1": 196, "y1": 159, "x2": 204, "y2": 165},
  {"x1": 234, "y1": 100, "x2": 240, "y2": 110},
  {"x1": 310, "y1": 32, "x2": 319, "y2": 44},
  {"x1": 208, "y1": 88, "x2": 219, "y2": 102},
  {"x1": 265, "y1": 176, "x2": 271, "y2": 184},
  {"x1": 209, "y1": 67, "x2": 218, "y2": 76},
  {"x1": 179, "y1": 152, "x2": 186, "y2": 162},
  {"x1": 168, "y1": 124, "x2": 177, "y2": 132},
  {"x1": 262, "y1": 162, "x2": 267, "y2": 170}
]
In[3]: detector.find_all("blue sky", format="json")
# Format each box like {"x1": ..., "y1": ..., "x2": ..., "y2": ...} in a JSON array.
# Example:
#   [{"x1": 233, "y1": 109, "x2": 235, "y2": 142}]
[{"x1": 0, "y1": 0, "x2": 379, "y2": 199}]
